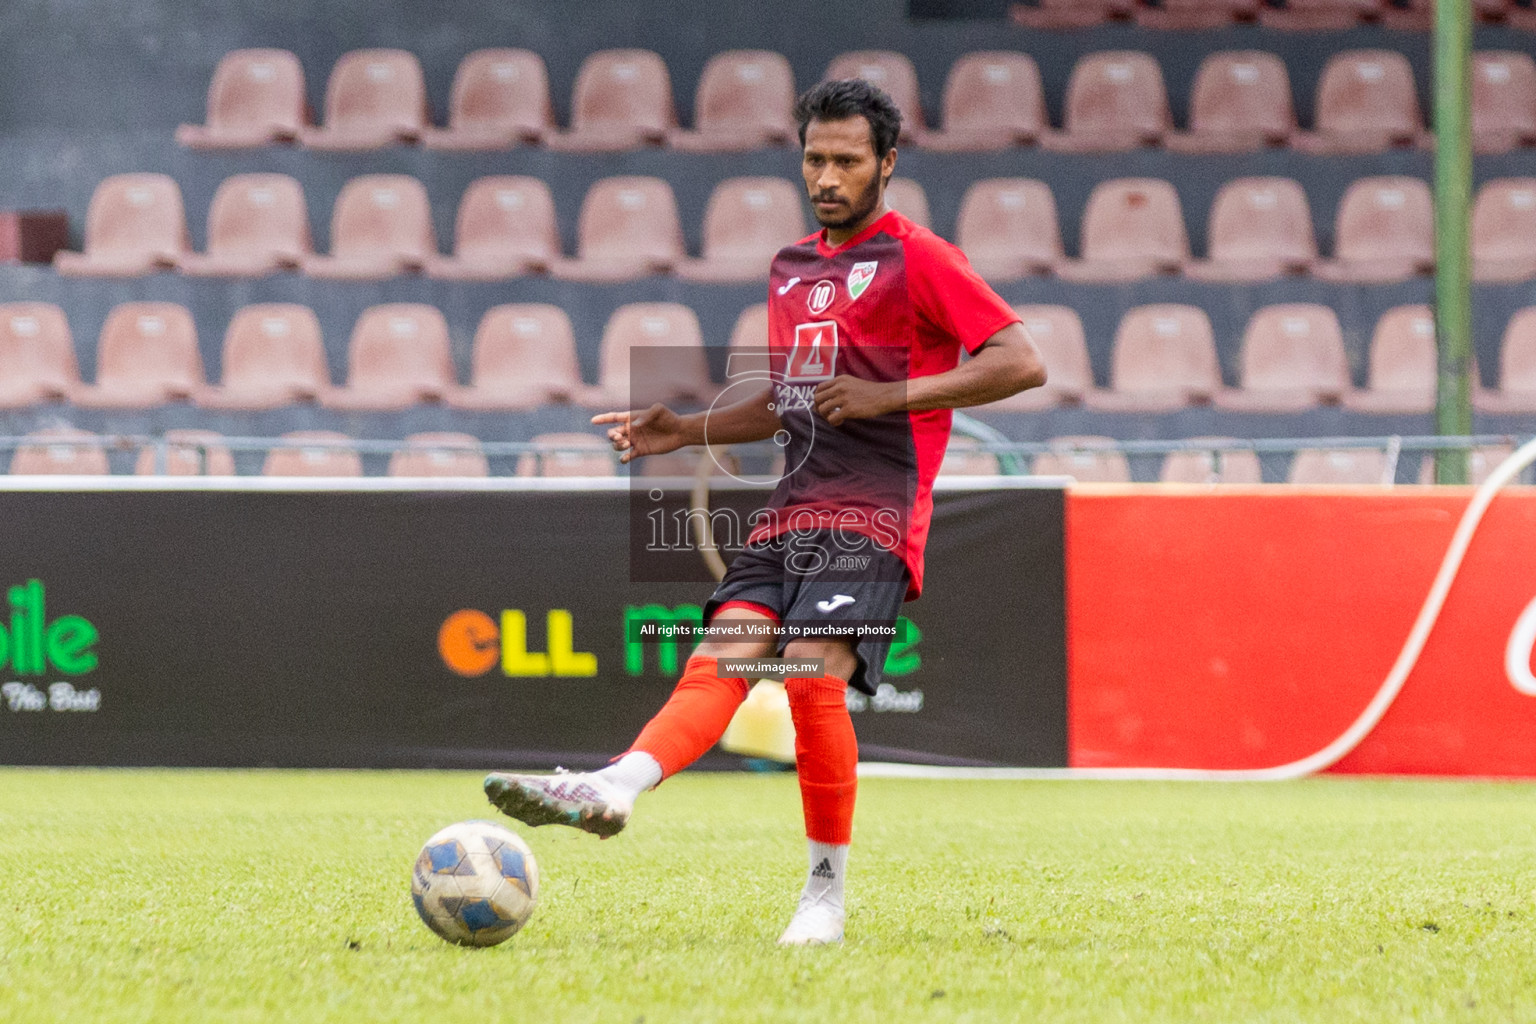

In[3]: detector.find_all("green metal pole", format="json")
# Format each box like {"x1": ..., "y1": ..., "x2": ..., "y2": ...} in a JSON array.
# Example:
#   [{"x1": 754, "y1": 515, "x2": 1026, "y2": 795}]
[{"x1": 1434, "y1": 0, "x2": 1474, "y2": 484}]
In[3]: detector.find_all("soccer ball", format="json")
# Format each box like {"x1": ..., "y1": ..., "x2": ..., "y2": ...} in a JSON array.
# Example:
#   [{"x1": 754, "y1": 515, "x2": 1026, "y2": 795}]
[{"x1": 411, "y1": 820, "x2": 540, "y2": 947}]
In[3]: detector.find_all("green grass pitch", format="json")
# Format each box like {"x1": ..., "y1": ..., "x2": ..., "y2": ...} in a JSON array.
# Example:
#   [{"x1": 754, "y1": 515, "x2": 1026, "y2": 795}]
[{"x1": 3, "y1": 770, "x2": 1536, "y2": 1023}]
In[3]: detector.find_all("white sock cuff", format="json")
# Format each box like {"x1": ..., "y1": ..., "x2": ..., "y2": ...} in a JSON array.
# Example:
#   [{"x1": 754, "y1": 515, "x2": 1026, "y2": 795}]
[{"x1": 597, "y1": 751, "x2": 663, "y2": 800}]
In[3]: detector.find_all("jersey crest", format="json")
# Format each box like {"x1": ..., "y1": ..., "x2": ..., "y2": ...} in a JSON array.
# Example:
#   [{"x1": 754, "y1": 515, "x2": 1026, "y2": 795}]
[{"x1": 847, "y1": 261, "x2": 878, "y2": 301}]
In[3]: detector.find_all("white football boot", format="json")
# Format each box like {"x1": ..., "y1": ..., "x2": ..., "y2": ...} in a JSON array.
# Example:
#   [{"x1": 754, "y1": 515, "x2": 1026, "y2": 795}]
[
  {"x1": 776, "y1": 898, "x2": 846, "y2": 946},
  {"x1": 483, "y1": 768, "x2": 632, "y2": 839}
]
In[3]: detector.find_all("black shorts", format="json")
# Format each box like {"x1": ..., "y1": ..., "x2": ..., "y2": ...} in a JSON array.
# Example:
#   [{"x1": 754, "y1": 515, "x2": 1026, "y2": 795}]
[{"x1": 702, "y1": 529, "x2": 909, "y2": 695}]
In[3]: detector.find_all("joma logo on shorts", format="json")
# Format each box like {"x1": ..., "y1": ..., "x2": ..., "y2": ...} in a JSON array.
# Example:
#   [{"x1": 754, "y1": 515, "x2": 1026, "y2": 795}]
[{"x1": 830, "y1": 554, "x2": 871, "y2": 571}]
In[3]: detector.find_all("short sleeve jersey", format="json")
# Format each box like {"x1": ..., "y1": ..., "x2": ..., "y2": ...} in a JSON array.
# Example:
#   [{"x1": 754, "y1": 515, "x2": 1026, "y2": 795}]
[{"x1": 748, "y1": 209, "x2": 1020, "y2": 599}]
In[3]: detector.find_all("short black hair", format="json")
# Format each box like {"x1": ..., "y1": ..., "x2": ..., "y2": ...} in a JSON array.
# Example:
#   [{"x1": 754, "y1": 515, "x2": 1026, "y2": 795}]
[{"x1": 794, "y1": 79, "x2": 903, "y2": 160}]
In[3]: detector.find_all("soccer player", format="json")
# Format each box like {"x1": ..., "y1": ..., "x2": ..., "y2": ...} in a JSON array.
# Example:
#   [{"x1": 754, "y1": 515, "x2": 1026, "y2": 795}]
[{"x1": 484, "y1": 78, "x2": 1046, "y2": 946}]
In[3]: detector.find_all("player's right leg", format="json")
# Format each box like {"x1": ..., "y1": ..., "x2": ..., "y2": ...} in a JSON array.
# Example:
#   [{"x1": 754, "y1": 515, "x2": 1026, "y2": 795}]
[{"x1": 484, "y1": 608, "x2": 778, "y2": 838}]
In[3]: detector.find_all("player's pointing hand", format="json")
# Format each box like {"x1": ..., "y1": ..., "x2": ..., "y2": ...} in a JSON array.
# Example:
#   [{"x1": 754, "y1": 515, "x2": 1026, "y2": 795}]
[
  {"x1": 812, "y1": 376, "x2": 903, "y2": 426},
  {"x1": 591, "y1": 404, "x2": 690, "y2": 463}
]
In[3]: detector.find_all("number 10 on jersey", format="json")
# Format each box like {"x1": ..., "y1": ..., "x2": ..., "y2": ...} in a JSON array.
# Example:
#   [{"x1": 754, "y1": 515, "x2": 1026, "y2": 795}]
[{"x1": 786, "y1": 321, "x2": 839, "y2": 382}]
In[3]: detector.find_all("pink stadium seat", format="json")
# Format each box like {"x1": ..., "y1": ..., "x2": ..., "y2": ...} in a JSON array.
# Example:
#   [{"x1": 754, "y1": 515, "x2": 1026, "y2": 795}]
[
  {"x1": 0, "y1": 303, "x2": 78, "y2": 407},
  {"x1": 55, "y1": 174, "x2": 189, "y2": 277},
  {"x1": 677, "y1": 177, "x2": 807, "y2": 283},
  {"x1": 134, "y1": 430, "x2": 236, "y2": 476},
  {"x1": 824, "y1": 52, "x2": 925, "y2": 134},
  {"x1": 388, "y1": 433, "x2": 490, "y2": 478},
  {"x1": 1344, "y1": 305, "x2": 1437, "y2": 414},
  {"x1": 1033, "y1": 436, "x2": 1131, "y2": 483},
  {"x1": 724, "y1": 303, "x2": 772, "y2": 382},
  {"x1": 917, "y1": 52, "x2": 1046, "y2": 151},
  {"x1": 551, "y1": 177, "x2": 684, "y2": 282},
  {"x1": 1471, "y1": 51, "x2": 1536, "y2": 153},
  {"x1": 1418, "y1": 445, "x2": 1517, "y2": 485},
  {"x1": 1216, "y1": 304, "x2": 1353, "y2": 412},
  {"x1": 1315, "y1": 176, "x2": 1434, "y2": 283},
  {"x1": 9, "y1": 428, "x2": 109, "y2": 476},
  {"x1": 983, "y1": 306, "x2": 1099, "y2": 411},
  {"x1": 1011, "y1": 0, "x2": 1133, "y2": 29},
  {"x1": 1167, "y1": 52, "x2": 1296, "y2": 154},
  {"x1": 179, "y1": 173, "x2": 311, "y2": 277},
  {"x1": 177, "y1": 49, "x2": 308, "y2": 149},
  {"x1": 671, "y1": 50, "x2": 797, "y2": 152},
  {"x1": 584, "y1": 303, "x2": 714, "y2": 409},
  {"x1": 74, "y1": 302, "x2": 204, "y2": 409},
  {"x1": 547, "y1": 49, "x2": 676, "y2": 152},
  {"x1": 1136, "y1": 0, "x2": 1260, "y2": 29},
  {"x1": 1186, "y1": 177, "x2": 1317, "y2": 282},
  {"x1": 1086, "y1": 304, "x2": 1223, "y2": 412},
  {"x1": 954, "y1": 179, "x2": 1062, "y2": 280},
  {"x1": 198, "y1": 304, "x2": 329, "y2": 410},
  {"x1": 1043, "y1": 51, "x2": 1171, "y2": 153},
  {"x1": 300, "y1": 49, "x2": 428, "y2": 150},
  {"x1": 938, "y1": 436, "x2": 1001, "y2": 476},
  {"x1": 1260, "y1": 0, "x2": 1381, "y2": 30},
  {"x1": 421, "y1": 49, "x2": 554, "y2": 150},
  {"x1": 1296, "y1": 50, "x2": 1425, "y2": 154},
  {"x1": 1476, "y1": 307, "x2": 1536, "y2": 413},
  {"x1": 1287, "y1": 448, "x2": 1391, "y2": 486},
  {"x1": 1472, "y1": 178, "x2": 1536, "y2": 282},
  {"x1": 517, "y1": 433, "x2": 617, "y2": 477},
  {"x1": 303, "y1": 175, "x2": 436, "y2": 280},
  {"x1": 1159, "y1": 442, "x2": 1264, "y2": 485},
  {"x1": 262, "y1": 431, "x2": 362, "y2": 477},
  {"x1": 425, "y1": 176, "x2": 559, "y2": 281},
  {"x1": 884, "y1": 178, "x2": 932, "y2": 229},
  {"x1": 1058, "y1": 178, "x2": 1188, "y2": 282},
  {"x1": 448, "y1": 304, "x2": 583, "y2": 411},
  {"x1": 323, "y1": 304, "x2": 456, "y2": 411}
]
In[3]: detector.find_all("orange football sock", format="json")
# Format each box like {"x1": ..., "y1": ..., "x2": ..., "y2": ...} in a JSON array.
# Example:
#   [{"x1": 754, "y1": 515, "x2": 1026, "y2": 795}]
[
  {"x1": 786, "y1": 674, "x2": 858, "y2": 845},
  {"x1": 630, "y1": 655, "x2": 750, "y2": 779}
]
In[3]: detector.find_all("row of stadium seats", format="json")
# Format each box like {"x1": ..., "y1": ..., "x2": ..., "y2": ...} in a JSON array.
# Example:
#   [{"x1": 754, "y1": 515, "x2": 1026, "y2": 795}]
[
  {"x1": 1012, "y1": 0, "x2": 1513, "y2": 31},
  {"x1": 6, "y1": 298, "x2": 1534, "y2": 413},
  {"x1": 55, "y1": 170, "x2": 1536, "y2": 285},
  {"x1": 175, "y1": 45, "x2": 1536, "y2": 155}
]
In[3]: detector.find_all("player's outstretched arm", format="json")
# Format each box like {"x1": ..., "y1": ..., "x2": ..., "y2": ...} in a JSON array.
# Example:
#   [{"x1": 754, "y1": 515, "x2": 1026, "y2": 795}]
[{"x1": 592, "y1": 384, "x2": 781, "y2": 462}]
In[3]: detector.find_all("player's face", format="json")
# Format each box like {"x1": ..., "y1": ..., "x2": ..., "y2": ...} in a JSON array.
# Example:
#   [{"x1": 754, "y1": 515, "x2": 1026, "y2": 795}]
[{"x1": 802, "y1": 116, "x2": 895, "y2": 232}]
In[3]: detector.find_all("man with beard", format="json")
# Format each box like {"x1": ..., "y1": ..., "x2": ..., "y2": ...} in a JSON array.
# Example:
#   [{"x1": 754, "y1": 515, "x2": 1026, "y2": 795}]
[{"x1": 484, "y1": 78, "x2": 1046, "y2": 946}]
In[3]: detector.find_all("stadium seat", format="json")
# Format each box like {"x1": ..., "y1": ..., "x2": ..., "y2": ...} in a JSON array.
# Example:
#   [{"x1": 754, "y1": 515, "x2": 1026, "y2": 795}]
[
  {"x1": 261, "y1": 431, "x2": 362, "y2": 477},
  {"x1": 448, "y1": 304, "x2": 583, "y2": 410},
  {"x1": 1058, "y1": 178, "x2": 1188, "y2": 282},
  {"x1": 551, "y1": 177, "x2": 684, "y2": 282},
  {"x1": 1418, "y1": 445, "x2": 1517, "y2": 485},
  {"x1": 1033, "y1": 436, "x2": 1131, "y2": 482},
  {"x1": 73, "y1": 302, "x2": 204, "y2": 408},
  {"x1": 178, "y1": 173, "x2": 311, "y2": 277},
  {"x1": 517, "y1": 433, "x2": 617, "y2": 477},
  {"x1": 954, "y1": 179, "x2": 1062, "y2": 280},
  {"x1": 1287, "y1": 448, "x2": 1392, "y2": 486},
  {"x1": 938, "y1": 436, "x2": 1001, "y2": 476},
  {"x1": 1260, "y1": 0, "x2": 1381, "y2": 30},
  {"x1": 1010, "y1": 0, "x2": 1133, "y2": 29},
  {"x1": 1314, "y1": 176, "x2": 1434, "y2": 283},
  {"x1": 1185, "y1": 177, "x2": 1316, "y2": 282},
  {"x1": 585, "y1": 303, "x2": 714, "y2": 408},
  {"x1": 425, "y1": 176, "x2": 559, "y2": 281},
  {"x1": 177, "y1": 49, "x2": 308, "y2": 149},
  {"x1": 1343, "y1": 305, "x2": 1436, "y2": 413},
  {"x1": 916, "y1": 52, "x2": 1046, "y2": 151},
  {"x1": 1166, "y1": 51, "x2": 1296, "y2": 154},
  {"x1": 724, "y1": 303, "x2": 771, "y2": 381},
  {"x1": 1471, "y1": 51, "x2": 1536, "y2": 154},
  {"x1": 982, "y1": 305, "x2": 1098, "y2": 410},
  {"x1": 420, "y1": 49, "x2": 553, "y2": 150},
  {"x1": 1159, "y1": 441, "x2": 1264, "y2": 484},
  {"x1": 54, "y1": 174, "x2": 189, "y2": 277},
  {"x1": 884, "y1": 178, "x2": 932, "y2": 229},
  {"x1": 1216, "y1": 304, "x2": 1353, "y2": 412},
  {"x1": 1043, "y1": 51, "x2": 1170, "y2": 153},
  {"x1": 302, "y1": 175, "x2": 436, "y2": 280},
  {"x1": 1476, "y1": 307, "x2": 1536, "y2": 413},
  {"x1": 323, "y1": 304, "x2": 456, "y2": 411},
  {"x1": 1136, "y1": 0, "x2": 1260, "y2": 29},
  {"x1": 824, "y1": 51, "x2": 925, "y2": 135},
  {"x1": 9, "y1": 427, "x2": 110, "y2": 476},
  {"x1": 1295, "y1": 51, "x2": 1425, "y2": 154},
  {"x1": 299, "y1": 49, "x2": 428, "y2": 150},
  {"x1": 0, "y1": 303, "x2": 78, "y2": 407},
  {"x1": 670, "y1": 50, "x2": 797, "y2": 152},
  {"x1": 134, "y1": 430, "x2": 236, "y2": 476},
  {"x1": 676, "y1": 177, "x2": 807, "y2": 283},
  {"x1": 197, "y1": 304, "x2": 330, "y2": 410},
  {"x1": 1472, "y1": 178, "x2": 1536, "y2": 282},
  {"x1": 387, "y1": 433, "x2": 490, "y2": 477},
  {"x1": 546, "y1": 49, "x2": 676, "y2": 152},
  {"x1": 1086, "y1": 304, "x2": 1222, "y2": 412},
  {"x1": 635, "y1": 447, "x2": 743, "y2": 479}
]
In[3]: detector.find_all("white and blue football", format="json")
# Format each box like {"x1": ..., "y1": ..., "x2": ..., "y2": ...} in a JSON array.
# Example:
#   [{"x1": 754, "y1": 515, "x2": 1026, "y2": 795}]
[{"x1": 411, "y1": 820, "x2": 540, "y2": 947}]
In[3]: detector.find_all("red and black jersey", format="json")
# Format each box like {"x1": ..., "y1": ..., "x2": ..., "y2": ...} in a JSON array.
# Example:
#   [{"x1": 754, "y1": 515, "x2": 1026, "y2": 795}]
[{"x1": 747, "y1": 209, "x2": 1020, "y2": 599}]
